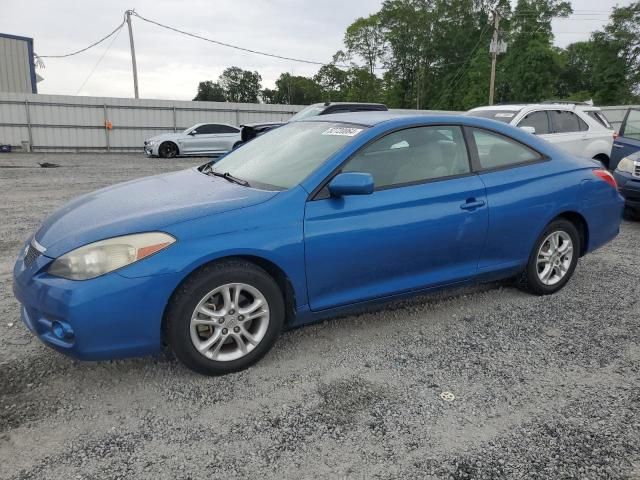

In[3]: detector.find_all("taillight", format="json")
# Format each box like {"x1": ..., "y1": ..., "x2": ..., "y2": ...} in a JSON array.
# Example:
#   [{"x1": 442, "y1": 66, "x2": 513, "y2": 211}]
[
  {"x1": 613, "y1": 132, "x2": 619, "y2": 140},
  {"x1": 593, "y1": 169, "x2": 618, "y2": 189}
]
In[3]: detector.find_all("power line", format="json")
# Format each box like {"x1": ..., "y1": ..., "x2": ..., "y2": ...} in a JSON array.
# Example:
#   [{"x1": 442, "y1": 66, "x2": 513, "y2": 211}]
[
  {"x1": 130, "y1": 11, "x2": 349, "y2": 68},
  {"x1": 76, "y1": 23, "x2": 124, "y2": 95},
  {"x1": 38, "y1": 18, "x2": 125, "y2": 58},
  {"x1": 443, "y1": 22, "x2": 493, "y2": 99}
]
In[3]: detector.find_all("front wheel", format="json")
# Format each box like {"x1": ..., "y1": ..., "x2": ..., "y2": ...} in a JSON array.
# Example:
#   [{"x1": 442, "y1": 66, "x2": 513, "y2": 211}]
[
  {"x1": 166, "y1": 260, "x2": 284, "y2": 375},
  {"x1": 517, "y1": 219, "x2": 580, "y2": 295},
  {"x1": 158, "y1": 141, "x2": 178, "y2": 158}
]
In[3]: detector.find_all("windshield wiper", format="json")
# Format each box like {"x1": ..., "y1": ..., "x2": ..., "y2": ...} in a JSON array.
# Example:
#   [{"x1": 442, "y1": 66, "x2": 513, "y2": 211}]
[{"x1": 208, "y1": 170, "x2": 250, "y2": 187}]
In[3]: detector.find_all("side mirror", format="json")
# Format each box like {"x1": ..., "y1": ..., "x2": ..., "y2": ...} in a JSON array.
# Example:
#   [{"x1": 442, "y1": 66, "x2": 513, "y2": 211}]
[
  {"x1": 328, "y1": 172, "x2": 374, "y2": 197},
  {"x1": 188, "y1": 130, "x2": 197, "y2": 136},
  {"x1": 520, "y1": 126, "x2": 536, "y2": 135}
]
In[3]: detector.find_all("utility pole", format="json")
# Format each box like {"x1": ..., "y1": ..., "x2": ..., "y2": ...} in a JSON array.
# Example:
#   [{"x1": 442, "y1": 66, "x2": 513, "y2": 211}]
[
  {"x1": 126, "y1": 10, "x2": 139, "y2": 99},
  {"x1": 489, "y1": 10, "x2": 500, "y2": 105}
]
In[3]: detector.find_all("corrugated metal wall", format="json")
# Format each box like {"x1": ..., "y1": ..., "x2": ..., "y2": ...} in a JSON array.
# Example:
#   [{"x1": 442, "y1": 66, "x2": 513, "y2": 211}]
[
  {"x1": 0, "y1": 92, "x2": 304, "y2": 152},
  {"x1": 600, "y1": 105, "x2": 637, "y2": 130},
  {"x1": 0, "y1": 91, "x2": 635, "y2": 153},
  {"x1": 0, "y1": 35, "x2": 35, "y2": 94}
]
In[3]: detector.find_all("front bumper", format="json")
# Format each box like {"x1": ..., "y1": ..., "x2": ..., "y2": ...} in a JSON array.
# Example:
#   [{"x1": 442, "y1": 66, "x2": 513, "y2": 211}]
[
  {"x1": 613, "y1": 171, "x2": 640, "y2": 209},
  {"x1": 143, "y1": 143, "x2": 157, "y2": 156},
  {"x1": 12, "y1": 245, "x2": 179, "y2": 361}
]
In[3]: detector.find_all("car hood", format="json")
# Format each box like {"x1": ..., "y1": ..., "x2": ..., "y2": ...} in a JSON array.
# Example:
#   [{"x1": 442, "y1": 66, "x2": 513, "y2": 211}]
[
  {"x1": 146, "y1": 132, "x2": 184, "y2": 143},
  {"x1": 35, "y1": 168, "x2": 277, "y2": 258}
]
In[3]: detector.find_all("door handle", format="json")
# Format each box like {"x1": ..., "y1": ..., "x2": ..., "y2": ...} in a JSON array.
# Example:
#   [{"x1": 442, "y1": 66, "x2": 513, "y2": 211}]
[
  {"x1": 460, "y1": 199, "x2": 486, "y2": 211},
  {"x1": 613, "y1": 143, "x2": 624, "y2": 148}
]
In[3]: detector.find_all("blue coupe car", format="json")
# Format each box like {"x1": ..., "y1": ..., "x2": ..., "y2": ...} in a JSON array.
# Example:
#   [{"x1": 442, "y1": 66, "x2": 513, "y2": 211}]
[{"x1": 13, "y1": 113, "x2": 623, "y2": 375}]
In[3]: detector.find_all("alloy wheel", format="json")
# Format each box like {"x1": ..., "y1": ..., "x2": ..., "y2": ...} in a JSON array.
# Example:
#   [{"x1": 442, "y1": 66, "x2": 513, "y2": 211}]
[
  {"x1": 190, "y1": 283, "x2": 270, "y2": 362},
  {"x1": 160, "y1": 143, "x2": 177, "y2": 158},
  {"x1": 536, "y1": 231, "x2": 574, "y2": 286}
]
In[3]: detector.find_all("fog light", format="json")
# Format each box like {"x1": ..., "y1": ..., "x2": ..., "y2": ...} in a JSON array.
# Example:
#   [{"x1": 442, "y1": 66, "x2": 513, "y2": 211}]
[{"x1": 51, "y1": 321, "x2": 74, "y2": 340}]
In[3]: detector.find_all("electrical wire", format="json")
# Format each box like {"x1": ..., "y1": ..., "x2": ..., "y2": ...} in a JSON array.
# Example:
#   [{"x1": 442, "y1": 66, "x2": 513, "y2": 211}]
[
  {"x1": 38, "y1": 18, "x2": 126, "y2": 58},
  {"x1": 130, "y1": 11, "x2": 349, "y2": 68},
  {"x1": 435, "y1": 21, "x2": 493, "y2": 107},
  {"x1": 75, "y1": 23, "x2": 124, "y2": 95}
]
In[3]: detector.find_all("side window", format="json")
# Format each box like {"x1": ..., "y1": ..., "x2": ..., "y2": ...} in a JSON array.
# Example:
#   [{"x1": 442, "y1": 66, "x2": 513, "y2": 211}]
[
  {"x1": 550, "y1": 110, "x2": 581, "y2": 133},
  {"x1": 518, "y1": 111, "x2": 550, "y2": 134},
  {"x1": 198, "y1": 124, "x2": 226, "y2": 134},
  {"x1": 218, "y1": 125, "x2": 240, "y2": 134},
  {"x1": 342, "y1": 126, "x2": 470, "y2": 189},
  {"x1": 577, "y1": 116, "x2": 589, "y2": 131},
  {"x1": 471, "y1": 129, "x2": 541, "y2": 170},
  {"x1": 623, "y1": 109, "x2": 640, "y2": 140},
  {"x1": 587, "y1": 111, "x2": 611, "y2": 129}
]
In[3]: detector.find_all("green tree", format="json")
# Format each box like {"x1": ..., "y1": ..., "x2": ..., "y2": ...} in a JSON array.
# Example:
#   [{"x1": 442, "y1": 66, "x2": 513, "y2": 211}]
[
  {"x1": 272, "y1": 73, "x2": 324, "y2": 104},
  {"x1": 218, "y1": 67, "x2": 263, "y2": 103},
  {"x1": 260, "y1": 88, "x2": 278, "y2": 104},
  {"x1": 193, "y1": 80, "x2": 226, "y2": 101},
  {"x1": 497, "y1": 0, "x2": 572, "y2": 103},
  {"x1": 314, "y1": 64, "x2": 349, "y2": 102},
  {"x1": 343, "y1": 14, "x2": 387, "y2": 75}
]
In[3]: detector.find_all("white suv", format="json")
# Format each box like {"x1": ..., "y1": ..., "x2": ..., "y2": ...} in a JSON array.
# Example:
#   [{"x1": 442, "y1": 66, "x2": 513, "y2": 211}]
[{"x1": 467, "y1": 103, "x2": 614, "y2": 167}]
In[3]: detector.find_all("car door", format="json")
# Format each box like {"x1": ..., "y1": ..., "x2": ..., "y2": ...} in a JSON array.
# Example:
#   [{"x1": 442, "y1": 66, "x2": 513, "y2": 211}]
[
  {"x1": 215, "y1": 125, "x2": 241, "y2": 152},
  {"x1": 611, "y1": 108, "x2": 640, "y2": 170},
  {"x1": 303, "y1": 125, "x2": 488, "y2": 311},
  {"x1": 547, "y1": 110, "x2": 589, "y2": 156},
  {"x1": 467, "y1": 127, "x2": 559, "y2": 272},
  {"x1": 183, "y1": 124, "x2": 226, "y2": 153},
  {"x1": 517, "y1": 110, "x2": 552, "y2": 139}
]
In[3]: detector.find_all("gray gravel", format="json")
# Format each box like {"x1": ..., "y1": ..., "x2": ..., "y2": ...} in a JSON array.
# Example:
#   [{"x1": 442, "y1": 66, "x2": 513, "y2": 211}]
[{"x1": 1, "y1": 153, "x2": 639, "y2": 480}]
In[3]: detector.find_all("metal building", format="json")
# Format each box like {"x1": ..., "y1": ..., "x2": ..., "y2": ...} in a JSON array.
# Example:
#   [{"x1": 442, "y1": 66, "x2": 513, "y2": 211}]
[{"x1": 0, "y1": 33, "x2": 37, "y2": 94}]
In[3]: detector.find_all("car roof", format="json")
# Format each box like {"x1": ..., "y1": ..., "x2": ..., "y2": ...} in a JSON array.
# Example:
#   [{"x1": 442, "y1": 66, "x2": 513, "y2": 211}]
[
  {"x1": 192, "y1": 122, "x2": 237, "y2": 128},
  {"x1": 300, "y1": 111, "x2": 430, "y2": 126},
  {"x1": 470, "y1": 105, "x2": 528, "y2": 111},
  {"x1": 470, "y1": 103, "x2": 602, "y2": 112},
  {"x1": 310, "y1": 102, "x2": 387, "y2": 108}
]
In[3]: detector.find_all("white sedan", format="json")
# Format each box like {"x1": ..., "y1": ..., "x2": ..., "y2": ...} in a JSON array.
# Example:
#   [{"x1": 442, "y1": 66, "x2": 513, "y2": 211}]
[{"x1": 144, "y1": 123, "x2": 241, "y2": 158}]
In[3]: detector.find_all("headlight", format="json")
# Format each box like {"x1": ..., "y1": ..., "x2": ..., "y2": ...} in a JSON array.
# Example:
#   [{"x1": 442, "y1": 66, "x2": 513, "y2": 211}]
[
  {"x1": 146, "y1": 140, "x2": 156, "y2": 146},
  {"x1": 616, "y1": 156, "x2": 636, "y2": 174},
  {"x1": 48, "y1": 232, "x2": 175, "y2": 280}
]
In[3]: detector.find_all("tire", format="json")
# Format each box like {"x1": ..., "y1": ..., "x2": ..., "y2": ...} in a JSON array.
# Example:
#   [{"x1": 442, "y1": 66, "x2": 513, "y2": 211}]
[
  {"x1": 166, "y1": 260, "x2": 284, "y2": 376},
  {"x1": 232, "y1": 141, "x2": 243, "y2": 150},
  {"x1": 623, "y1": 206, "x2": 640, "y2": 221},
  {"x1": 593, "y1": 154, "x2": 610, "y2": 170},
  {"x1": 516, "y1": 219, "x2": 580, "y2": 296},
  {"x1": 158, "y1": 141, "x2": 179, "y2": 159}
]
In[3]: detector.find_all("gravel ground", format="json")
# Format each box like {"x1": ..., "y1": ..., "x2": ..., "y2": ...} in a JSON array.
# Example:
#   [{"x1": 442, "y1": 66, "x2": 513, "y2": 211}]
[{"x1": 0, "y1": 153, "x2": 639, "y2": 480}]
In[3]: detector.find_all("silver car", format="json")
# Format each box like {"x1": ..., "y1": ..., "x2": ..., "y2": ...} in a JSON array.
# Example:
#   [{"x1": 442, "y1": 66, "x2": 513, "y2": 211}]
[{"x1": 144, "y1": 123, "x2": 242, "y2": 158}]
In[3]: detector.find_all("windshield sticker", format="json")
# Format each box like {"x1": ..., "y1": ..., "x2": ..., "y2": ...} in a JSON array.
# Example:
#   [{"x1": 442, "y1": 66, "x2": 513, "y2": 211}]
[
  {"x1": 322, "y1": 127, "x2": 363, "y2": 136},
  {"x1": 495, "y1": 113, "x2": 515, "y2": 118}
]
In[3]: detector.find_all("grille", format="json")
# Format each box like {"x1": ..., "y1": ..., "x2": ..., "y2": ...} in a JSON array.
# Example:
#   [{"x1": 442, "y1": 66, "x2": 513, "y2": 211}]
[
  {"x1": 24, "y1": 244, "x2": 41, "y2": 268},
  {"x1": 634, "y1": 162, "x2": 640, "y2": 178}
]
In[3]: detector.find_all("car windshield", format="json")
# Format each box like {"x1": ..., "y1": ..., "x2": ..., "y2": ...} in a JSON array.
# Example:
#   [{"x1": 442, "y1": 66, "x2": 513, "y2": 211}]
[
  {"x1": 289, "y1": 105, "x2": 326, "y2": 121},
  {"x1": 466, "y1": 109, "x2": 520, "y2": 123},
  {"x1": 209, "y1": 121, "x2": 367, "y2": 190}
]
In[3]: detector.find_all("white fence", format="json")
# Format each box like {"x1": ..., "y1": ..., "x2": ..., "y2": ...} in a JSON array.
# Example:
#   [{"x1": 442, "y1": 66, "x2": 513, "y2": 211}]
[
  {"x1": 0, "y1": 92, "x2": 304, "y2": 152},
  {"x1": 0, "y1": 92, "x2": 635, "y2": 153},
  {"x1": 599, "y1": 105, "x2": 637, "y2": 130}
]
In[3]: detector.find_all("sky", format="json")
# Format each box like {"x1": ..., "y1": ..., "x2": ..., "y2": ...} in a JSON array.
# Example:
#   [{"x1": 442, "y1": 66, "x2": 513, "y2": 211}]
[{"x1": 0, "y1": 0, "x2": 633, "y2": 101}]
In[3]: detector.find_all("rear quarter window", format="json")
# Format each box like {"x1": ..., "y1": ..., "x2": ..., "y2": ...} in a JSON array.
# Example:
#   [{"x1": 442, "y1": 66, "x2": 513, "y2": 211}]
[{"x1": 586, "y1": 111, "x2": 612, "y2": 129}]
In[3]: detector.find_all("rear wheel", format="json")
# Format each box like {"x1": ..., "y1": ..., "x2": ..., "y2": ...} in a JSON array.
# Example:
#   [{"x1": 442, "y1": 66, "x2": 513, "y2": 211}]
[
  {"x1": 517, "y1": 219, "x2": 580, "y2": 295},
  {"x1": 232, "y1": 141, "x2": 243, "y2": 150},
  {"x1": 166, "y1": 260, "x2": 284, "y2": 375},
  {"x1": 593, "y1": 154, "x2": 610, "y2": 170},
  {"x1": 623, "y1": 206, "x2": 640, "y2": 221},
  {"x1": 158, "y1": 141, "x2": 178, "y2": 158}
]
